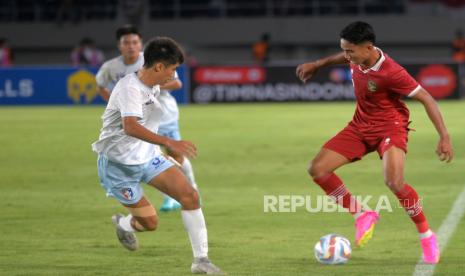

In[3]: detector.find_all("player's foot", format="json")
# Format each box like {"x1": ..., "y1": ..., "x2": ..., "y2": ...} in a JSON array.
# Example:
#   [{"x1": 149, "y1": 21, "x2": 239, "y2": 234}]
[
  {"x1": 355, "y1": 211, "x2": 379, "y2": 247},
  {"x1": 111, "y1": 214, "x2": 139, "y2": 251},
  {"x1": 191, "y1": 257, "x2": 224, "y2": 274},
  {"x1": 421, "y1": 233, "x2": 440, "y2": 264},
  {"x1": 160, "y1": 197, "x2": 181, "y2": 212}
]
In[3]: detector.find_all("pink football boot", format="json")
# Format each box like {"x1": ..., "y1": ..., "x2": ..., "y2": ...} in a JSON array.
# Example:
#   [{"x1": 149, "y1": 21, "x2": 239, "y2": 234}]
[
  {"x1": 355, "y1": 211, "x2": 380, "y2": 247},
  {"x1": 421, "y1": 233, "x2": 440, "y2": 264}
]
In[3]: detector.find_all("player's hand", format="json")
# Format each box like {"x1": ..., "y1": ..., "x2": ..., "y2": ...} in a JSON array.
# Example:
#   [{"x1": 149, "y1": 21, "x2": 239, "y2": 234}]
[
  {"x1": 296, "y1": 62, "x2": 319, "y2": 83},
  {"x1": 436, "y1": 136, "x2": 453, "y2": 162},
  {"x1": 165, "y1": 140, "x2": 197, "y2": 159}
]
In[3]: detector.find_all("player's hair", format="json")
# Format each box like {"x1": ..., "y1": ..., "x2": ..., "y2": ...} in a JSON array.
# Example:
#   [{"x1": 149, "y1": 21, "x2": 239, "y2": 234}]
[
  {"x1": 340, "y1": 21, "x2": 376, "y2": 44},
  {"x1": 116, "y1": 24, "x2": 141, "y2": 41},
  {"x1": 143, "y1": 37, "x2": 184, "y2": 68}
]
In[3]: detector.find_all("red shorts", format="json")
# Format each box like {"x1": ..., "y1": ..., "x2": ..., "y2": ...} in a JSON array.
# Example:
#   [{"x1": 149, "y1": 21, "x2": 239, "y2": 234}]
[{"x1": 323, "y1": 123, "x2": 409, "y2": 161}]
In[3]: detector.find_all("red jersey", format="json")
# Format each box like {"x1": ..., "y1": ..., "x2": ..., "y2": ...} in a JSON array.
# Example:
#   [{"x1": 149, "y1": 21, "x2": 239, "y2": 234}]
[{"x1": 349, "y1": 48, "x2": 421, "y2": 132}]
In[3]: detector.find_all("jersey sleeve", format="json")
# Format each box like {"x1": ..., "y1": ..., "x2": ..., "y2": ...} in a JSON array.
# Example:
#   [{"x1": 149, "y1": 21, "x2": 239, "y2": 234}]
[
  {"x1": 95, "y1": 62, "x2": 110, "y2": 88},
  {"x1": 117, "y1": 85, "x2": 144, "y2": 118},
  {"x1": 389, "y1": 68, "x2": 422, "y2": 97}
]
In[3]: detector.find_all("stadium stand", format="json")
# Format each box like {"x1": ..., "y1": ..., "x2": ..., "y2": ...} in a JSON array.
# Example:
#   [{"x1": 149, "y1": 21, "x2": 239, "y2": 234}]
[{"x1": 0, "y1": 0, "x2": 464, "y2": 65}]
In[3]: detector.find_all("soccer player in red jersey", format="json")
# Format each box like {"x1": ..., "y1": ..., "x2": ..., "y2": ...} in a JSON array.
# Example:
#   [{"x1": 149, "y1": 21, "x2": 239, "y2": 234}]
[{"x1": 296, "y1": 21, "x2": 453, "y2": 264}]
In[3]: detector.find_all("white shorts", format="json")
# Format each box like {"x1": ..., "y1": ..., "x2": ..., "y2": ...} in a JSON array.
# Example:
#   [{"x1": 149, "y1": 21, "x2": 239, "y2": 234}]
[
  {"x1": 97, "y1": 154, "x2": 174, "y2": 205},
  {"x1": 158, "y1": 120, "x2": 181, "y2": 141}
]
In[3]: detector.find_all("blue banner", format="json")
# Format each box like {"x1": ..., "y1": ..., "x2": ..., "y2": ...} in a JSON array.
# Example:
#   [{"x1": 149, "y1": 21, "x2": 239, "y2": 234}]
[
  {"x1": 172, "y1": 65, "x2": 189, "y2": 104},
  {"x1": 0, "y1": 65, "x2": 189, "y2": 105}
]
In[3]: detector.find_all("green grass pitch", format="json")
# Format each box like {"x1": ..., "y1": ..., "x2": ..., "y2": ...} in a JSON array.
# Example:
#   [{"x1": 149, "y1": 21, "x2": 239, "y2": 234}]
[{"x1": 0, "y1": 101, "x2": 464, "y2": 275}]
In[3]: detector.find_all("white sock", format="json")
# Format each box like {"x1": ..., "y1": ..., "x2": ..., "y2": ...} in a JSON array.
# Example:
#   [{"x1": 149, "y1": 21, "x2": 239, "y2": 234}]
[
  {"x1": 181, "y1": 158, "x2": 198, "y2": 190},
  {"x1": 419, "y1": 229, "x2": 433, "y2": 239},
  {"x1": 181, "y1": 209, "x2": 208, "y2": 258},
  {"x1": 119, "y1": 214, "x2": 135, "y2": 232}
]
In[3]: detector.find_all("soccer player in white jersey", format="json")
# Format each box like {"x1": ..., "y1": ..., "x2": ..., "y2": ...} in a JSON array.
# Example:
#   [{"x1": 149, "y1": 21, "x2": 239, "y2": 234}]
[
  {"x1": 92, "y1": 37, "x2": 223, "y2": 274},
  {"x1": 96, "y1": 25, "x2": 144, "y2": 101},
  {"x1": 96, "y1": 25, "x2": 198, "y2": 212}
]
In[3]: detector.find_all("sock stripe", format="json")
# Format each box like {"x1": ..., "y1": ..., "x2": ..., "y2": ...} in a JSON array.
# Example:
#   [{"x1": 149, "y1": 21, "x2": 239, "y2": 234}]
[
  {"x1": 313, "y1": 173, "x2": 362, "y2": 216},
  {"x1": 395, "y1": 184, "x2": 429, "y2": 233},
  {"x1": 329, "y1": 185, "x2": 347, "y2": 197},
  {"x1": 408, "y1": 201, "x2": 423, "y2": 217}
]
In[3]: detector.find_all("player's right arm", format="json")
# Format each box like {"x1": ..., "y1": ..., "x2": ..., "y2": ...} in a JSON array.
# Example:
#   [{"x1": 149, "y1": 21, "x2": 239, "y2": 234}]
[
  {"x1": 95, "y1": 61, "x2": 111, "y2": 102},
  {"x1": 296, "y1": 52, "x2": 348, "y2": 83},
  {"x1": 98, "y1": 87, "x2": 111, "y2": 102},
  {"x1": 411, "y1": 88, "x2": 454, "y2": 162},
  {"x1": 122, "y1": 116, "x2": 197, "y2": 159}
]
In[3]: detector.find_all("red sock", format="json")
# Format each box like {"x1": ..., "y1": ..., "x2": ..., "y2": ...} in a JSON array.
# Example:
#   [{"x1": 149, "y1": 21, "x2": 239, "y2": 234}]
[
  {"x1": 313, "y1": 173, "x2": 362, "y2": 215},
  {"x1": 395, "y1": 184, "x2": 430, "y2": 233}
]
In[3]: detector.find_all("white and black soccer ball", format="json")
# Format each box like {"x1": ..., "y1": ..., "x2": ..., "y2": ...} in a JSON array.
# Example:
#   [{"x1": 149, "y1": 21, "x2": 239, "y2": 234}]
[{"x1": 314, "y1": 234, "x2": 351, "y2": 265}]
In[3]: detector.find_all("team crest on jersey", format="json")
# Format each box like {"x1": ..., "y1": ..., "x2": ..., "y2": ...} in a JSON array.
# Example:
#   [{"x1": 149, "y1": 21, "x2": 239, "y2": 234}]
[
  {"x1": 367, "y1": 80, "x2": 378, "y2": 92},
  {"x1": 121, "y1": 188, "x2": 135, "y2": 200}
]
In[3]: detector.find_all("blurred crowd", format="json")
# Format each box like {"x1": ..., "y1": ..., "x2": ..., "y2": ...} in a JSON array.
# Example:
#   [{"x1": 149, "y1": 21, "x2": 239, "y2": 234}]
[{"x1": 1, "y1": 0, "x2": 465, "y2": 67}]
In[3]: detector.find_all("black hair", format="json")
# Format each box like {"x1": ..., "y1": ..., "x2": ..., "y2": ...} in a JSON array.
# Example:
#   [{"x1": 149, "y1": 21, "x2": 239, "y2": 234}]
[
  {"x1": 143, "y1": 37, "x2": 184, "y2": 68},
  {"x1": 340, "y1": 21, "x2": 376, "y2": 44},
  {"x1": 116, "y1": 24, "x2": 141, "y2": 41}
]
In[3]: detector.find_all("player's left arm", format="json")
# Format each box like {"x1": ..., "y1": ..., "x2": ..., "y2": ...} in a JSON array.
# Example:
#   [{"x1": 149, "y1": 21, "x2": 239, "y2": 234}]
[{"x1": 412, "y1": 88, "x2": 454, "y2": 162}]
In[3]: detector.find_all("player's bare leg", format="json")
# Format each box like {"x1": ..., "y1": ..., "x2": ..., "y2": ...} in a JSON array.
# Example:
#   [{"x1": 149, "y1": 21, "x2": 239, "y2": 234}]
[
  {"x1": 160, "y1": 149, "x2": 200, "y2": 212},
  {"x1": 382, "y1": 146, "x2": 407, "y2": 193},
  {"x1": 149, "y1": 166, "x2": 223, "y2": 274},
  {"x1": 383, "y1": 146, "x2": 439, "y2": 263},
  {"x1": 159, "y1": 148, "x2": 200, "y2": 210},
  {"x1": 308, "y1": 148, "x2": 350, "y2": 179},
  {"x1": 149, "y1": 166, "x2": 199, "y2": 210},
  {"x1": 112, "y1": 197, "x2": 158, "y2": 251},
  {"x1": 309, "y1": 148, "x2": 379, "y2": 247},
  {"x1": 167, "y1": 148, "x2": 199, "y2": 191},
  {"x1": 158, "y1": 149, "x2": 182, "y2": 212}
]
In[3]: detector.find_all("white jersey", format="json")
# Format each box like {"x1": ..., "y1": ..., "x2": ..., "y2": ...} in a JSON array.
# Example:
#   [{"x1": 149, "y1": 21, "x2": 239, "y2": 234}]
[
  {"x1": 95, "y1": 52, "x2": 144, "y2": 92},
  {"x1": 159, "y1": 71, "x2": 180, "y2": 125},
  {"x1": 92, "y1": 73, "x2": 163, "y2": 165}
]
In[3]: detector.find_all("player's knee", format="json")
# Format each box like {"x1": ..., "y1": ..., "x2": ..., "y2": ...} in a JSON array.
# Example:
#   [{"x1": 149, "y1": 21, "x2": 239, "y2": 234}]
[
  {"x1": 179, "y1": 189, "x2": 200, "y2": 210},
  {"x1": 384, "y1": 177, "x2": 404, "y2": 193},
  {"x1": 307, "y1": 160, "x2": 327, "y2": 179},
  {"x1": 141, "y1": 216, "x2": 158, "y2": 231}
]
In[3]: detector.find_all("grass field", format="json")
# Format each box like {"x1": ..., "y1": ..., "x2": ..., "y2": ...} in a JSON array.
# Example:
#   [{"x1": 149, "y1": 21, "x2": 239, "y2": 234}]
[{"x1": 0, "y1": 101, "x2": 464, "y2": 275}]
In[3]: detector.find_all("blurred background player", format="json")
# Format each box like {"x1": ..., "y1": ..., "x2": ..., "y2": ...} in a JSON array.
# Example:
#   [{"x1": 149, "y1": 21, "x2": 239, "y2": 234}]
[
  {"x1": 96, "y1": 24, "x2": 199, "y2": 212},
  {"x1": 252, "y1": 32, "x2": 270, "y2": 65},
  {"x1": 452, "y1": 29, "x2": 465, "y2": 88},
  {"x1": 0, "y1": 38, "x2": 13, "y2": 67},
  {"x1": 296, "y1": 21, "x2": 453, "y2": 264},
  {"x1": 95, "y1": 25, "x2": 144, "y2": 102},
  {"x1": 452, "y1": 29, "x2": 465, "y2": 64},
  {"x1": 71, "y1": 37, "x2": 104, "y2": 67},
  {"x1": 92, "y1": 37, "x2": 223, "y2": 274}
]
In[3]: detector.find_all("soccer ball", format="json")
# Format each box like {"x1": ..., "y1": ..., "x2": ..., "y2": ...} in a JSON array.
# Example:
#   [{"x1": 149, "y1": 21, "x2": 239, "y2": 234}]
[{"x1": 314, "y1": 234, "x2": 351, "y2": 265}]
